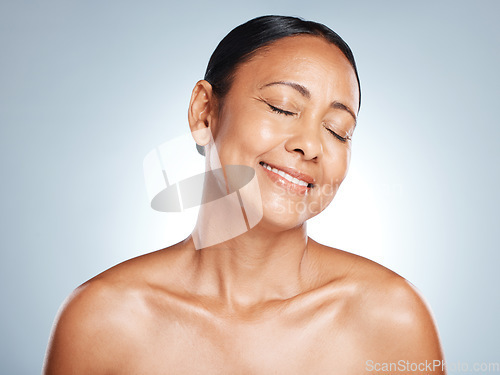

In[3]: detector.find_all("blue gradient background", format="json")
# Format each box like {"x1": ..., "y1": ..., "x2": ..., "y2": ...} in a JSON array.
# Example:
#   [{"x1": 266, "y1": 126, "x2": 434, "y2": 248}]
[{"x1": 1, "y1": 1, "x2": 498, "y2": 373}]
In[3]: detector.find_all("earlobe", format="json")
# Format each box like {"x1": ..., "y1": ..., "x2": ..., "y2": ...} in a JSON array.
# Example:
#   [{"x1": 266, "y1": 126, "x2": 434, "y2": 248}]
[
  {"x1": 193, "y1": 125, "x2": 212, "y2": 156},
  {"x1": 192, "y1": 121, "x2": 212, "y2": 147}
]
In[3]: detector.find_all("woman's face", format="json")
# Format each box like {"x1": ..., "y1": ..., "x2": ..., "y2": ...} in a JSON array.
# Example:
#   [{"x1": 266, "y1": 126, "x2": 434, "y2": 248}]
[{"x1": 207, "y1": 35, "x2": 360, "y2": 230}]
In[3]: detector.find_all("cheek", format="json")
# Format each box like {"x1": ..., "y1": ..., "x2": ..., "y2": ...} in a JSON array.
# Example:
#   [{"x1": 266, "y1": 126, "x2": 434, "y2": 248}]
[
  {"x1": 324, "y1": 146, "x2": 351, "y2": 185},
  {"x1": 215, "y1": 114, "x2": 280, "y2": 165}
]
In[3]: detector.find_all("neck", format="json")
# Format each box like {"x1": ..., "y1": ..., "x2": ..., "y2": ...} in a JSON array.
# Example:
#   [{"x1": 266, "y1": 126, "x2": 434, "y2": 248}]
[
  {"x1": 184, "y1": 161, "x2": 317, "y2": 310},
  {"x1": 188, "y1": 213, "x2": 313, "y2": 310}
]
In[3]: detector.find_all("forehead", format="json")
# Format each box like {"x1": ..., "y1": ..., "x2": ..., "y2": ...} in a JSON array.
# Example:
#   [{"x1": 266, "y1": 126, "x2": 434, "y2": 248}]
[{"x1": 229, "y1": 35, "x2": 359, "y2": 110}]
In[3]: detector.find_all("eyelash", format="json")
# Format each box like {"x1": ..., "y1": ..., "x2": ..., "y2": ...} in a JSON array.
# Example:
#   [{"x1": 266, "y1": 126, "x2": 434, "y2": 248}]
[
  {"x1": 267, "y1": 103, "x2": 296, "y2": 117},
  {"x1": 267, "y1": 103, "x2": 349, "y2": 143}
]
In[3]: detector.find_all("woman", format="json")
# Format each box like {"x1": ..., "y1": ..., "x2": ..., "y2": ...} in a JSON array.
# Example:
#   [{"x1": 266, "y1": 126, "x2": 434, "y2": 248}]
[{"x1": 44, "y1": 15, "x2": 445, "y2": 374}]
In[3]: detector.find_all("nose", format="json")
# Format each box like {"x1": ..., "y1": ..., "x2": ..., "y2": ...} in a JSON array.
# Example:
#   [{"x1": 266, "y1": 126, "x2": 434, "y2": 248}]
[{"x1": 284, "y1": 118, "x2": 323, "y2": 161}]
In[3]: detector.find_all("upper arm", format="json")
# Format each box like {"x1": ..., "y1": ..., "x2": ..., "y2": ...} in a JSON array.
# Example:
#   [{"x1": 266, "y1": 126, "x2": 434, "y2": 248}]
[
  {"x1": 366, "y1": 277, "x2": 446, "y2": 373},
  {"x1": 43, "y1": 282, "x2": 127, "y2": 375},
  {"x1": 398, "y1": 281, "x2": 444, "y2": 358}
]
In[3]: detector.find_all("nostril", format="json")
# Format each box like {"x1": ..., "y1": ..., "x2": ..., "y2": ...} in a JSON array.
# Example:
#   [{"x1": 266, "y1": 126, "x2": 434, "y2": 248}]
[{"x1": 294, "y1": 148, "x2": 305, "y2": 155}]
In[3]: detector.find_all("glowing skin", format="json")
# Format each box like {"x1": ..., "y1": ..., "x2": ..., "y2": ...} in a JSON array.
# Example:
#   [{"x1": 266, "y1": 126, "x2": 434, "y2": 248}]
[
  {"x1": 43, "y1": 36, "x2": 445, "y2": 375},
  {"x1": 197, "y1": 35, "x2": 358, "y2": 232}
]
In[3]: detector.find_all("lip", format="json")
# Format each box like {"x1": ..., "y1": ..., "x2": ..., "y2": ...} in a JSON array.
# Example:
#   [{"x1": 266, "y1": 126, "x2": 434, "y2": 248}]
[
  {"x1": 259, "y1": 161, "x2": 315, "y2": 194},
  {"x1": 260, "y1": 161, "x2": 315, "y2": 185}
]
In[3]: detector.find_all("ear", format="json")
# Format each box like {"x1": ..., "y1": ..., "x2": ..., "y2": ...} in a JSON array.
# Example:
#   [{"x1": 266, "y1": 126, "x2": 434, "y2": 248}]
[{"x1": 188, "y1": 80, "x2": 217, "y2": 149}]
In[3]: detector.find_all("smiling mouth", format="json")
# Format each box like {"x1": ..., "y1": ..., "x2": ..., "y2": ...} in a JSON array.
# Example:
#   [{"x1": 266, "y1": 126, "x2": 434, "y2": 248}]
[{"x1": 259, "y1": 161, "x2": 314, "y2": 189}]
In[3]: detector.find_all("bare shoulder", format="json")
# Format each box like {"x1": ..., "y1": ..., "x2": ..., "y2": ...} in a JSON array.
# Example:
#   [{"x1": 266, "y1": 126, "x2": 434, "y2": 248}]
[
  {"x1": 43, "y1": 239, "x2": 192, "y2": 375},
  {"x1": 43, "y1": 279, "x2": 137, "y2": 374},
  {"x1": 308, "y1": 238, "x2": 445, "y2": 364}
]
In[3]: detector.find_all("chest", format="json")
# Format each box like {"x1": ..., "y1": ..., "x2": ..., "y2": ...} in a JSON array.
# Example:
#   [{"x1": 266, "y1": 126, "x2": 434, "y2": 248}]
[{"x1": 119, "y1": 309, "x2": 363, "y2": 375}]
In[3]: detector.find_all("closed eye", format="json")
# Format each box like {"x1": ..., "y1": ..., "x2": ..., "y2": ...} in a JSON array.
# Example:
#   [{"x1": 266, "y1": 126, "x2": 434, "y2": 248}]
[
  {"x1": 265, "y1": 100, "x2": 350, "y2": 143},
  {"x1": 267, "y1": 103, "x2": 296, "y2": 116},
  {"x1": 324, "y1": 126, "x2": 350, "y2": 143}
]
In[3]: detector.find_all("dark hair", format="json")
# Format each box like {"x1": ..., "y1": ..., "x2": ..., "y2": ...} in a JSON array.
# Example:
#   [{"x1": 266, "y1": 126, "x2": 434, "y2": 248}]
[{"x1": 204, "y1": 15, "x2": 361, "y2": 110}]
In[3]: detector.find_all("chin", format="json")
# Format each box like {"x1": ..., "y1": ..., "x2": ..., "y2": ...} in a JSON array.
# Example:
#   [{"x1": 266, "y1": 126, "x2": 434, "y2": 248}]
[
  {"x1": 251, "y1": 203, "x2": 313, "y2": 233},
  {"x1": 252, "y1": 216, "x2": 305, "y2": 234}
]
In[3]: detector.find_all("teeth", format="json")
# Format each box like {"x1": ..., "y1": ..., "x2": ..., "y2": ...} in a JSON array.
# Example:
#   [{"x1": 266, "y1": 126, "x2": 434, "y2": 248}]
[{"x1": 261, "y1": 162, "x2": 310, "y2": 187}]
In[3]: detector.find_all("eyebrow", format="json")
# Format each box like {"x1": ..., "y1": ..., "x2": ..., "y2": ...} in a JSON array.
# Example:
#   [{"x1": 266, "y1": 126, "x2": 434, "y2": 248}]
[{"x1": 260, "y1": 81, "x2": 357, "y2": 125}]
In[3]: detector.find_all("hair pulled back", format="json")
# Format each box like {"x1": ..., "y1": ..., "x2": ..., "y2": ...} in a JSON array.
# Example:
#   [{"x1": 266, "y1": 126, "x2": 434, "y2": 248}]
[{"x1": 204, "y1": 15, "x2": 361, "y2": 110}]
